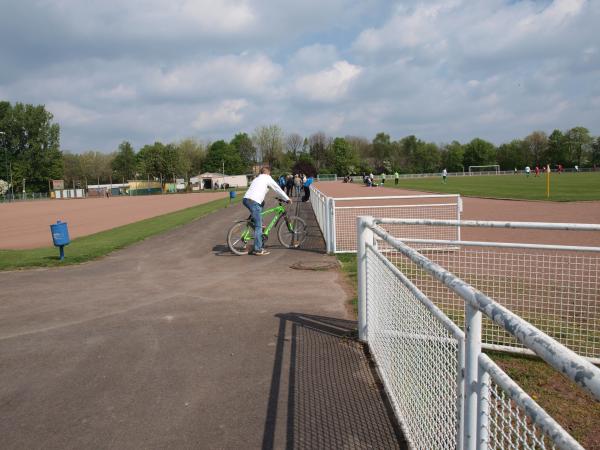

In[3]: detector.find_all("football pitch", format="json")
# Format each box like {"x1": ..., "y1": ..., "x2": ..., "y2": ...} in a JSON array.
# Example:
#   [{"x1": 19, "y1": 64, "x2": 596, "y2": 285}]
[{"x1": 392, "y1": 172, "x2": 600, "y2": 201}]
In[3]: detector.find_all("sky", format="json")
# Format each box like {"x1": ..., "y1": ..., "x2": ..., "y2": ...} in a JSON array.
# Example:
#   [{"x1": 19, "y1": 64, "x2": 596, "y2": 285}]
[{"x1": 0, "y1": 0, "x2": 598, "y2": 153}]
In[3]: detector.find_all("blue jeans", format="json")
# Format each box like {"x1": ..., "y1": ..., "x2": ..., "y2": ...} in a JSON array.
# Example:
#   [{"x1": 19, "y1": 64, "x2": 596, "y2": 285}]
[{"x1": 243, "y1": 198, "x2": 263, "y2": 251}]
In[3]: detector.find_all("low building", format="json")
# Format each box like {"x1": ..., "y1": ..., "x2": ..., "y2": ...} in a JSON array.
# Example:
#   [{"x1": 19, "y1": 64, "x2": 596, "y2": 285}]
[{"x1": 191, "y1": 173, "x2": 248, "y2": 190}]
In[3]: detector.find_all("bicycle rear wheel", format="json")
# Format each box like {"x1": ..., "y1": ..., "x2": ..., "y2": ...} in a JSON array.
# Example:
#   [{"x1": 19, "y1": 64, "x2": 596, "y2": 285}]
[
  {"x1": 278, "y1": 216, "x2": 308, "y2": 249},
  {"x1": 227, "y1": 221, "x2": 253, "y2": 255}
]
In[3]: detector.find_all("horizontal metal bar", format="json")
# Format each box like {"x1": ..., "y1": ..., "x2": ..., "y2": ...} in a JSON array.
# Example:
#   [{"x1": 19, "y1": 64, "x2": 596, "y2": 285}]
[
  {"x1": 369, "y1": 222, "x2": 600, "y2": 400},
  {"x1": 367, "y1": 242, "x2": 464, "y2": 340},
  {"x1": 481, "y1": 343, "x2": 600, "y2": 365},
  {"x1": 332, "y1": 194, "x2": 461, "y2": 201},
  {"x1": 376, "y1": 218, "x2": 600, "y2": 232},
  {"x1": 479, "y1": 354, "x2": 584, "y2": 450},
  {"x1": 336, "y1": 203, "x2": 457, "y2": 210},
  {"x1": 385, "y1": 238, "x2": 600, "y2": 253}
]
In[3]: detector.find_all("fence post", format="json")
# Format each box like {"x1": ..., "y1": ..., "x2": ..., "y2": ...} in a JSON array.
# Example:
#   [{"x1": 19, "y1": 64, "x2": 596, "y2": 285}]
[
  {"x1": 357, "y1": 216, "x2": 374, "y2": 342},
  {"x1": 477, "y1": 364, "x2": 490, "y2": 450},
  {"x1": 329, "y1": 198, "x2": 336, "y2": 253},
  {"x1": 464, "y1": 303, "x2": 482, "y2": 450},
  {"x1": 324, "y1": 197, "x2": 332, "y2": 253}
]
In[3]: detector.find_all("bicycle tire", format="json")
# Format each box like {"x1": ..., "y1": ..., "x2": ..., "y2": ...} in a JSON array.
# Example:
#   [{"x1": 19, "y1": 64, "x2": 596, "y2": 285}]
[
  {"x1": 278, "y1": 216, "x2": 308, "y2": 249},
  {"x1": 227, "y1": 220, "x2": 253, "y2": 255}
]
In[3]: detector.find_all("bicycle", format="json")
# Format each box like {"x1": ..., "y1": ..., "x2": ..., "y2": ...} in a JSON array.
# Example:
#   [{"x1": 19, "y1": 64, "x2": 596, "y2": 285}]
[{"x1": 227, "y1": 198, "x2": 308, "y2": 255}]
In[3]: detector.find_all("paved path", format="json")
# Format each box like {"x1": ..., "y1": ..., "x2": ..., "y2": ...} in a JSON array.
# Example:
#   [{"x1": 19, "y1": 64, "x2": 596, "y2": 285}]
[{"x1": 0, "y1": 197, "x2": 405, "y2": 449}]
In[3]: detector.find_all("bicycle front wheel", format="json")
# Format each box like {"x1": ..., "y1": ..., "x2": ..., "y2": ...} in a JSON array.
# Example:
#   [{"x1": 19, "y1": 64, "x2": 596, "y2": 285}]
[
  {"x1": 278, "y1": 216, "x2": 308, "y2": 249},
  {"x1": 227, "y1": 221, "x2": 253, "y2": 255}
]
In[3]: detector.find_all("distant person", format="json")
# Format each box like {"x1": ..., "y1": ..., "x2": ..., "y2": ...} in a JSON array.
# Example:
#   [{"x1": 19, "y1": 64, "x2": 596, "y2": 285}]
[
  {"x1": 535, "y1": 166, "x2": 540, "y2": 177},
  {"x1": 278, "y1": 175, "x2": 286, "y2": 189},
  {"x1": 514, "y1": 168, "x2": 518, "y2": 175},
  {"x1": 243, "y1": 167, "x2": 291, "y2": 256},
  {"x1": 294, "y1": 174, "x2": 302, "y2": 196},
  {"x1": 575, "y1": 165, "x2": 579, "y2": 172},
  {"x1": 381, "y1": 172, "x2": 386, "y2": 184},
  {"x1": 525, "y1": 166, "x2": 531, "y2": 177},
  {"x1": 442, "y1": 168, "x2": 448, "y2": 184},
  {"x1": 285, "y1": 174, "x2": 294, "y2": 197},
  {"x1": 302, "y1": 174, "x2": 314, "y2": 202},
  {"x1": 394, "y1": 171, "x2": 399, "y2": 185}
]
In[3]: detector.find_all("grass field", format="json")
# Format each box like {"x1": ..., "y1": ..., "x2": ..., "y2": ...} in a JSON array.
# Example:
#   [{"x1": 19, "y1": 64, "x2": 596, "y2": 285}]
[
  {"x1": 0, "y1": 196, "x2": 238, "y2": 271},
  {"x1": 335, "y1": 252, "x2": 600, "y2": 447},
  {"x1": 391, "y1": 172, "x2": 600, "y2": 201}
]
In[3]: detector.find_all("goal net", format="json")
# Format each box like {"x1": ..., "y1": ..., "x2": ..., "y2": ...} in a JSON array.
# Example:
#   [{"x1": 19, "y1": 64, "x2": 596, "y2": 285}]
[{"x1": 468, "y1": 165, "x2": 500, "y2": 175}]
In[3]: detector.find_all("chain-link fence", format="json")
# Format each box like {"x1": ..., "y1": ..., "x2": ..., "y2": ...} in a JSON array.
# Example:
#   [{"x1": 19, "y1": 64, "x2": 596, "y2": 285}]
[
  {"x1": 309, "y1": 185, "x2": 461, "y2": 253},
  {"x1": 377, "y1": 219, "x2": 600, "y2": 363},
  {"x1": 357, "y1": 217, "x2": 600, "y2": 449}
]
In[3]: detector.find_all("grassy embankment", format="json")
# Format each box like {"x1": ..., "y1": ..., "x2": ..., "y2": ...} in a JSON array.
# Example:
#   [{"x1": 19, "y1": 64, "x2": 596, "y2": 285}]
[
  {"x1": 336, "y1": 253, "x2": 600, "y2": 447},
  {"x1": 0, "y1": 196, "x2": 240, "y2": 271},
  {"x1": 390, "y1": 171, "x2": 600, "y2": 201}
]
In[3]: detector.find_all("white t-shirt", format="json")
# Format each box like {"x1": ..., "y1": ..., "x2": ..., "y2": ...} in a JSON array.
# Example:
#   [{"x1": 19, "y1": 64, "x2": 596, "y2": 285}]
[
  {"x1": 442, "y1": 169, "x2": 447, "y2": 177},
  {"x1": 244, "y1": 174, "x2": 290, "y2": 204}
]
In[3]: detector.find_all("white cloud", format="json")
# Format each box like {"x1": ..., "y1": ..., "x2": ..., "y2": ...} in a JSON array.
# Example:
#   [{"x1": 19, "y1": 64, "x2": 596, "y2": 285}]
[
  {"x1": 294, "y1": 61, "x2": 362, "y2": 102},
  {"x1": 192, "y1": 99, "x2": 249, "y2": 131}
]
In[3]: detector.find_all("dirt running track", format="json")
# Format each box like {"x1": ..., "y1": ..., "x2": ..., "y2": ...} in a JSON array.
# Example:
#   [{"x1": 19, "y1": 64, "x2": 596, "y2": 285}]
[
  {"x1": 0, "y1": 193, "x2": 228, "y2": 250},
  {"x1": 315, "y1": 181, "x2": 600, "y2": 247}
]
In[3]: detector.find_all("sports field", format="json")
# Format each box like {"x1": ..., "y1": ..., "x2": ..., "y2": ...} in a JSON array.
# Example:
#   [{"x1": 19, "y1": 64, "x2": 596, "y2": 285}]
[{"x1": 390, "y1": 171, "x2": 600, "y2": 201}]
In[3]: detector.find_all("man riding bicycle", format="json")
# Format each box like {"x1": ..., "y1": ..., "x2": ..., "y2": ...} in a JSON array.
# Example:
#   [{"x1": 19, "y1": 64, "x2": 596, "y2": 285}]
[{"x1": 243, "y1": 167, "x2": 291, "y2": 255}]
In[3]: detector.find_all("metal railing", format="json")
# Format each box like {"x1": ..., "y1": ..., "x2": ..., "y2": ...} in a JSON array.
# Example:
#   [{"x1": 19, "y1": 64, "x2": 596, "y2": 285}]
[
  {"x1": 309, "y1": 185, "x2": 461, "y2": 253},
  {"x1": 357, "y1": 216, "x2": 600, "y2": 449},
  {"x1": 375, "y1": 219, "x2": 600, "y2": 363}
]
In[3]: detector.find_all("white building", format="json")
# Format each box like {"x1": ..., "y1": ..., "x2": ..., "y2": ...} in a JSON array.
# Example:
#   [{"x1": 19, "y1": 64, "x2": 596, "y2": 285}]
[{"x1": 191, "y1": 173, "x2": 248, "y2": 190}]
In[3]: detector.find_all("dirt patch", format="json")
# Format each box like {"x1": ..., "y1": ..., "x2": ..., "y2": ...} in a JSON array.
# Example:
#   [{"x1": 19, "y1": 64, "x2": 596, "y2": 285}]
[{"x1": 0, "y1": 193, "x2": 228, "y2": 249}]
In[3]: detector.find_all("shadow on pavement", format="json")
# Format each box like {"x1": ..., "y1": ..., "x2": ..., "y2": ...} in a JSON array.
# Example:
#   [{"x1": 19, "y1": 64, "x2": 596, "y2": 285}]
[{"x1": 262, "y1": 312, "x2": 408, "y2": 450}]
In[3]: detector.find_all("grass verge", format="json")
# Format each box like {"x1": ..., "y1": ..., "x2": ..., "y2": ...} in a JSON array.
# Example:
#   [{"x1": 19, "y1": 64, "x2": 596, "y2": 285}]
[
  {"x1": 0, "y1": 196, "x2": 239, "y2": 271},
  {"x1": 390, "y1": 172, "x2": 600, "y2": 201},
  {"x1": 335, "y1": 253, "x2": 600, "y2": 447}
]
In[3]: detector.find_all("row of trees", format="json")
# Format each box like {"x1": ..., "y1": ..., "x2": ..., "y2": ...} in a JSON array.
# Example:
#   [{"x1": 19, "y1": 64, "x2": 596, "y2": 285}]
[{"x1": 2, "y1": 101, "x2": 600, "y2": 193}]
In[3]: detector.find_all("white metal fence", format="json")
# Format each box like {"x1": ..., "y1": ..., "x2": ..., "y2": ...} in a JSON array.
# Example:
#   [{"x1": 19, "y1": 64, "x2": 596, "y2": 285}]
[
  {"x1": 376, "y1": 219, "x2": 600, "y2": 363},
  {"x1": 357, "y1": 217, "x2": 600, "y2": 450},
  {"x1": 309, "y1": 185, "x2": 462, "y2": 253}
]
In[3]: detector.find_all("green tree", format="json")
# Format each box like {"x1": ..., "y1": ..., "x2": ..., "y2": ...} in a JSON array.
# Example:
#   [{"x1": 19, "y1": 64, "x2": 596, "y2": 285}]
[
  {"x1": 308, "y1": 131, "x2": 331, "y2": 171},
  {"x1": 254, "y1": 125, "x2": 284, "y2": 168},
  {"x1": 496, "y1": 140, "x2": 525, "y2": 170},
  {"x1": 546, "y1": 129, "x2": 568, "y2": 166},
  {"x1": 112, "y1": 141, "x2": 137, "y2": 181},
  {"x1": 0, "y1": 101, "x2": 63, "y2": 192},
  {"x1": 331, "y1": 137, "x2": 359, "y2": 175},
  {"x1": 566, "y1": 126, "x2": 592, "y2": 167},
  {"x1": 137, "y1": 142, "x2": 166, "y2": 179},
  {"x1": 230, "y1": 133, "x2": 256, "y2": 172},
  {"x1": 203, "y1": 140, "x2": 244, "y2": 174},
  {"x1": 523, "y1": 131, "x2": 548, "y2": 166},
  {"x1": 413, "y1": 142, "x2": 441, "y2": 173},
  {"x1": 176, "y1": 138, "x2": 205, "y2": 177},
  {"x1": 591, "y1": 136, "x2": 600, "y2": 167},
  {"x1": 463, "y1": 138, "x2": 496, "y2": 168},
  {"x1": 372, "y1": 132, "x2": 392, "y2": 167},
  {"x1": 441, "y1": 141, "x2": 465, "y2": 172}
]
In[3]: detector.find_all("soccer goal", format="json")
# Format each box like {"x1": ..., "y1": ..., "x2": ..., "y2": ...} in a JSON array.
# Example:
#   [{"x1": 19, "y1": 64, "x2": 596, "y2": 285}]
[{"x1": 468, "y1": 165, "x2": 500, "y2": 175}]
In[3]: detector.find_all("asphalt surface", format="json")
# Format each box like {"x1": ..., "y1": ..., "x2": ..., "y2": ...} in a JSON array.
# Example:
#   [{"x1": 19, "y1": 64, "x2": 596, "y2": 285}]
[{"x1": 0, "y1": 196, "x2": 405, "y2": 449}]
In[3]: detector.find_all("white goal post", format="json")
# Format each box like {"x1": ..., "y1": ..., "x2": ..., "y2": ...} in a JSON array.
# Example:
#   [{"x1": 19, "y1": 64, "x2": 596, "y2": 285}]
[{"x1": 468, "y1": 165, "x2": 500, "y2": 175}]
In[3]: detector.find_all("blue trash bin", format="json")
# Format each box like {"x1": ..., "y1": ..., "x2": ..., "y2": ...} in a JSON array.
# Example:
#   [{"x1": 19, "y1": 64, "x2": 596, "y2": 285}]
[
  {"x1": 229, "y1": 190, "x2": 236, "y2": 204},
  {"x1": 50, "y1": 220, "x2": 70, "y2": 260}
]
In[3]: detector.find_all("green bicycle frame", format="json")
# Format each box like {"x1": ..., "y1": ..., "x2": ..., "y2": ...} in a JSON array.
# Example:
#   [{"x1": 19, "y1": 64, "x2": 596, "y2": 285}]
[{"x1": 241, "y1": 204, "x2": 288, "y2": 241}]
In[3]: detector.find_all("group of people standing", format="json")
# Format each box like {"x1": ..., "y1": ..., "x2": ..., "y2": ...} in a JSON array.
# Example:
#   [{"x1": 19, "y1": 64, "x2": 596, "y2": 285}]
[{"x1": 278, "y1": 173, "x2": 313, "y2": 202}]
